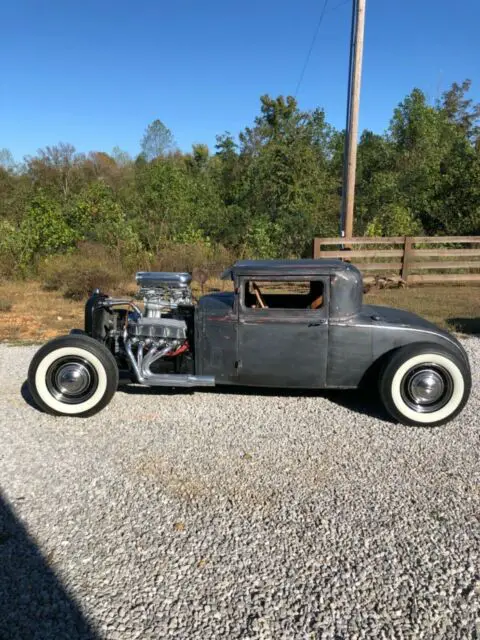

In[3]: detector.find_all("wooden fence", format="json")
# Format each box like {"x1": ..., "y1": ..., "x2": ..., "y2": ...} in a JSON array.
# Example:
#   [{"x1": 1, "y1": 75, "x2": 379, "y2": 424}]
[{"x1": 312, "y1": 236, "x2": 480, "y2": 284}]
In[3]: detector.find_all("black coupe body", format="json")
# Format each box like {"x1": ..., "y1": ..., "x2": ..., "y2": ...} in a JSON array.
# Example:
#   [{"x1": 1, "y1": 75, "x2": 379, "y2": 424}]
[
  {"x1": 28, "y1": 259, "x2": 471, "y2": 426},
  {"x1": 195, "y1": 260, "x2": 467, "y2": 389}
]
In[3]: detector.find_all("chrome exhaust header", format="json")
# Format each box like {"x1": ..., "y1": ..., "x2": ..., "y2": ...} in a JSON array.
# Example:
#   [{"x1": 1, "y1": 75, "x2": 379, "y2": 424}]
[{"x1": 124, "y1": 336, "x2": 215, "y2": 388}]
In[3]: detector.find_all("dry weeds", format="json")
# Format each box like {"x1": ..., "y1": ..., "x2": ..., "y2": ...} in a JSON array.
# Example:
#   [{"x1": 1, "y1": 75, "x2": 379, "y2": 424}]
[{"x1": 0, "y1": 278, "x2": 478, "y2": 343}]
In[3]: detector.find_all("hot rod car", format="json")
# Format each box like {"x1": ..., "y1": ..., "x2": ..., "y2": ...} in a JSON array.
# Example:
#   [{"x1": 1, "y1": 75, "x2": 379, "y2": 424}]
[{"x1": 28, "y1": 259, "x2": 471, "y2": 426}]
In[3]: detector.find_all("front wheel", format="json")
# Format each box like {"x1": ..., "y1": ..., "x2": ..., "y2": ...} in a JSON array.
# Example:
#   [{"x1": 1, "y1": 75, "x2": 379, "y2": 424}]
[
  {"x1": 379, "y1": 343, "x2": 471, "y2": 427},
  {"x1": 28, "y1": 334, "x2": 119, "y2": 417}
]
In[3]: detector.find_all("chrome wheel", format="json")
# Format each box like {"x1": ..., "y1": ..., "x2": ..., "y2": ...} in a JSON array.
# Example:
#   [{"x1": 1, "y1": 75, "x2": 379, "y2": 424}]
[
  {"x1": 46, "y1": 357, "x2": 98, "y2": 404},
  {"x1": 400, "y1": 364, "x2": 453, "y2": 414}
]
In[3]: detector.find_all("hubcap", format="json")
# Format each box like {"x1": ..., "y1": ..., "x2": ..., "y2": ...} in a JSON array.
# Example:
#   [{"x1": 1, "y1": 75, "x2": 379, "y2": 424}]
[
  {"x1": 401, "y1": 363, "x2": 453, "y2": 414},
  {"x1": 46, "y1": 356, "x2": 98, "y2": 404},
  {"x1": 55, "y1": 363, "x2": 91, "y2": 396},
  {"x1": 408, "y1": 369, "x2": 444, "y2": 405}
]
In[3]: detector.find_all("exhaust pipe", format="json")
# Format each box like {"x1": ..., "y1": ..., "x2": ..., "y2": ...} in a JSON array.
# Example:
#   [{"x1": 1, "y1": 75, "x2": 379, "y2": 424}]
[{"x1": 124, "y1": 337, "x2": 215, "y2": 388}]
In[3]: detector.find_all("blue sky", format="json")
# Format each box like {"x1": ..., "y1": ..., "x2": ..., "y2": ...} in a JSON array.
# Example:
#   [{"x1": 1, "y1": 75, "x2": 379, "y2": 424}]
[{"x1": 1, "y1": 0, "x2": 479, "y2": 161}]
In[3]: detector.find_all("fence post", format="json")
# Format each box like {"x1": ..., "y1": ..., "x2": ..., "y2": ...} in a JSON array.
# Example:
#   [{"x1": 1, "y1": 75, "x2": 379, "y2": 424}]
[
  {"x1": 313, "y1": 238, "x2": 321, "y2": 259},
  {"x1": 401, "y1": 236, "x2": 412, "y2": 284}
]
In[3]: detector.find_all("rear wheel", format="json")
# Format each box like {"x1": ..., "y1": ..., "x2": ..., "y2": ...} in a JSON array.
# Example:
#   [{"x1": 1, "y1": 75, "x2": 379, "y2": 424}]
[
  {"x1": 379, "y1": 343, "x2": 471, "y2": 427},
  {"x1": 28, "y1": 334, "x2": 119, "y2": 417}
]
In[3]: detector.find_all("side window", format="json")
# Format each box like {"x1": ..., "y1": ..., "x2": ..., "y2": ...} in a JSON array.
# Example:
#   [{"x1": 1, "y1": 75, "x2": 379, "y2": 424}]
[{"x1": 243, "y1": 280, "x2": 324, "y2": 310}]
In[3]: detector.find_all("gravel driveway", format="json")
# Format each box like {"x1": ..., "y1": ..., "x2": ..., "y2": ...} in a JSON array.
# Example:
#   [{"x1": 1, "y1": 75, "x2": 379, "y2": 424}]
[{"x1": 0, "y1": 341, "x2": 479, "y2": 640}]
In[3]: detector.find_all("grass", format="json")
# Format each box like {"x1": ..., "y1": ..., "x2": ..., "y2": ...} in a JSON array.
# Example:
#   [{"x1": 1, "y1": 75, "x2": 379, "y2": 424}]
[
  {"x1": 0, "y1": 299, "x2": 13, "y2": 313},
  {"x1": 0, "y1": 279, "x2": 479, "y2": 344},
  {"x1": 366, "y1": 285, "x2": 480, "y2": 334},
  {"x1": 0, "y1": 280, "x2": 85, "y2": 343}
]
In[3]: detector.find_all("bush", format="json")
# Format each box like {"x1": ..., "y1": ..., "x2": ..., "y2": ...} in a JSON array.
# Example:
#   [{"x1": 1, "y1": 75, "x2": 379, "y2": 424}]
[
  {"x1": 0, "y1": 298, "x2": 12, "y2": 313},
  {"x1": 20, "y1": 194, "x2": 79, "y2": 267},
  {"x1": 365, "y1": 204, "x2": 423, "y2": 237},
  {"x1": 70, "y1": 182, "x2": 145, "y2": 271},
  {"x1": 39, "y1": 242, "x2": 126, "y2": 300},
  {"x1": 241, "y1": 216, "x2": 281, "y2": 259},
  {"x1": 0, "y1": 221, "x2": 23, "y2": 278},
  {"x1": 153, "y1": 241, "x2": 234, "y2": 279}
]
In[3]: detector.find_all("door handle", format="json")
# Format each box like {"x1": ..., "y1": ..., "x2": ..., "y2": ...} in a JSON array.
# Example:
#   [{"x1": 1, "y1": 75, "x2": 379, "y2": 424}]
[{"x1": 308, "y1": 320, "x2": 327, "y2": 327}]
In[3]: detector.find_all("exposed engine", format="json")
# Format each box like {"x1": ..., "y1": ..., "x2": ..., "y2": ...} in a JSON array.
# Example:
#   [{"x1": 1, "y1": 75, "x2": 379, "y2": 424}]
[
  {"x1": 122, "y1": 272, "x2": 194, "y2": 382},
  {"x1": 136, "y1": 271, "x2": 193, "y2": 318},
  {"x1": 86, "y1": 271, "x2": 204, "y2": 385}
]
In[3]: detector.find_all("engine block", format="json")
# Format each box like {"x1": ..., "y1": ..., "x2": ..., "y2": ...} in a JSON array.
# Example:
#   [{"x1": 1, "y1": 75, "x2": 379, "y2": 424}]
[
  {"x1": 127, "y1": 317, "x2": 187, "y2": 340},
  {"x1": 136, "y1": 271, "x2": 193, "y2": 318}
]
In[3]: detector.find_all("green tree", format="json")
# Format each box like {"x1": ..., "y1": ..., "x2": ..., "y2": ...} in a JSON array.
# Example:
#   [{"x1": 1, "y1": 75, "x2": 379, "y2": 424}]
[
  {"x1": 140, "y1": 119, "x2": 175, "y2": 160},
  {"x1": 440, "y1": 79, "x2": 480, "y2": 143},
  {"x1": 25, "y1": 143, "x2": 90, "y2": 201},
  {"x1": 238, "y1": 95, "x2": 338, "y2": 255},
  {"x1": 1, "y1": 81, "x2": 480, "y2": 280},
  {"x1": 69, "y1": 182, "x2": 142, "y2": 263},
  {"x1": 19, "y1": 193, "x2": 78, "y2": 267},
  {"x1": 133, "y1": 158, "x2": 193, "y2": 252},
  {"x1": 386, "y1": 83, "x2": 480, "y2": 235}
]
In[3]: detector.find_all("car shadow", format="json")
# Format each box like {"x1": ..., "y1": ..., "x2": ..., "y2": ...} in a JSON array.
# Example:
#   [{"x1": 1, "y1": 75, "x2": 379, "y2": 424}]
[
  {"x1": 118, "y1": 381, "x2": 393, "y2": 423},
  {"x1": 22, "y1": 375, "x2": 392, "y2": 423},
  {"x1": 0, "y1": 489, "x2": 99, "y2": 639},
  {"x1": 447, "y1": 317, "x2": 480, "y2": 335},
  {"x1": 20, "y1": 380, "x2": 38, "y2": 411}
]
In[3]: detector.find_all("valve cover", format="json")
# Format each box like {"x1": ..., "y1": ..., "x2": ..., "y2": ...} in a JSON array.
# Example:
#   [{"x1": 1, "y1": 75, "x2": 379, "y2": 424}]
[{"x1": 128, "y1": 317, "x2": 187, "y2": 340}]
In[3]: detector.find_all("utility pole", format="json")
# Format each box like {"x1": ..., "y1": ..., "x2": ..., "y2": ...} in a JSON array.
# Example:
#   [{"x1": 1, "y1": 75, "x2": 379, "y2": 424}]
[{"x1": 340, "y1": 0, "x2": 366, "y2": 240}]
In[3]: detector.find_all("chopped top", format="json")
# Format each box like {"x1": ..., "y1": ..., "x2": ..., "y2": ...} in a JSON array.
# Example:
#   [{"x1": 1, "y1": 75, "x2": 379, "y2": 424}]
[{"x1": 221, "y1": 259, "x2": 356, "y2": 279}]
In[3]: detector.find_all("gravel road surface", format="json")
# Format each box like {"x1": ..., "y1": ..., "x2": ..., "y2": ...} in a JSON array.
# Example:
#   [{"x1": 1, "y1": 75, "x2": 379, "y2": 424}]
[{"x1": 0, "y1": 341, "x2": 479, "y2": 640}]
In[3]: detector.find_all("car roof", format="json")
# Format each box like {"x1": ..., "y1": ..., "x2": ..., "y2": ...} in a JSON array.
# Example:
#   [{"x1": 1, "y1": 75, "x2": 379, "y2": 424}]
[{"x1": 221, "y1": 259, "x2": 355, "y2": 279}]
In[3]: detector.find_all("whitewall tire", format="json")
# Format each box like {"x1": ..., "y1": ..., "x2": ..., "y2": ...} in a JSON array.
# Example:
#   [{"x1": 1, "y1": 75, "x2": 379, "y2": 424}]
[
  {"x1": 28, "y1": 335, "x2": 119, "y2": 417},
  {"x1": 379, "y1": 343, "x2": 471, "y2": 427}
]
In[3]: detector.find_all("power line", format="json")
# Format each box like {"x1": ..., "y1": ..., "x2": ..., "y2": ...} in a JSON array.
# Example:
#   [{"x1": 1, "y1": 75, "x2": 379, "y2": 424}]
[
  {"x1": 329, "y1": 0, "x2": 351, "y2": 11},
  {"x1": 294, "y1": 0, "x2": 330, "y2": 98},
  {"x1": 294, "y1": 0, "x2": 352, "y2": 98}
]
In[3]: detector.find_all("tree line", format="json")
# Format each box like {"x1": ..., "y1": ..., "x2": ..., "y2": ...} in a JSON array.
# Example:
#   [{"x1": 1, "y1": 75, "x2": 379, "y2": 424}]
[{"x1": 0, "y1": 80, "x2": 479, "y2": 279}]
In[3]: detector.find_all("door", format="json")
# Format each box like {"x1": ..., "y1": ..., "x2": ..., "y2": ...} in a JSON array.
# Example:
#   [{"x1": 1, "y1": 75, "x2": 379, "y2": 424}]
[{"x1": 236, "y1": 276, "x2": 329, "y2": 388}]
